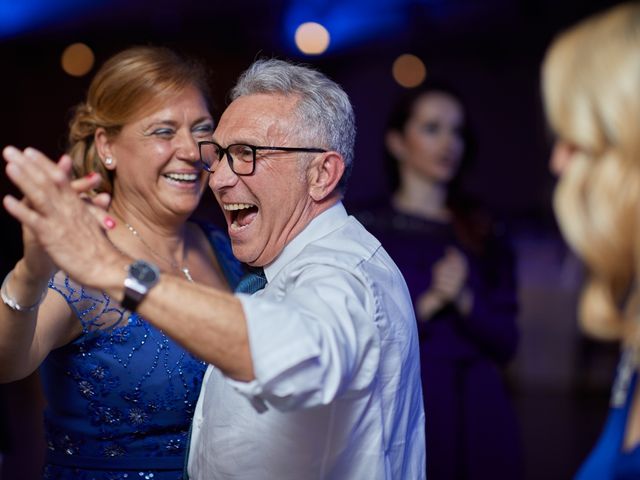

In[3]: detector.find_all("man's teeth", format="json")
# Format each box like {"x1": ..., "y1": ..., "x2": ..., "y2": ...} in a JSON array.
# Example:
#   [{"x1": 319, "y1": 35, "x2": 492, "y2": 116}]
[
  {"x1": 164, "y1": 173, "x2": 198, "y2": 182},
  {"x1": 224, "y1": 203, "x2": 255, "y2": 211}
]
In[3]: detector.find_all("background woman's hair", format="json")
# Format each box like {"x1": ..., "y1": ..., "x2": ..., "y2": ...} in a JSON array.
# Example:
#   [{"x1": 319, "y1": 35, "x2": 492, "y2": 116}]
[
  {"x1": 542, "y1": 2, "x2": 640, "y2": 340},
  {"x1": 67, "y1": 45, "x2": 212, "y2": 194},
  {"x1": 384, "y1": 79, "x2": 493, "y2": 252},
  {"x1": 383, "y1": 79, "x2": 475, "y2": 197}
]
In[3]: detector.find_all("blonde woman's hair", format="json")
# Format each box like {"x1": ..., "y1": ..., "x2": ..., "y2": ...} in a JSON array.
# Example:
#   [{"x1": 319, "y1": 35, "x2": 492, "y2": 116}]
[
  {"x1": 68, "y1": 45, "x2": 211, "y2": 194},
  {"x1": 542, "y1": 2, "x2": 640, "y2": 340}
]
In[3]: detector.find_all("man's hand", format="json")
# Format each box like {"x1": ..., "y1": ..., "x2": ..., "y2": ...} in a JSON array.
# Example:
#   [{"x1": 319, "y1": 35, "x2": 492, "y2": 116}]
[{"x1": 3, "y1": 146, "x2": 125, "y2": 288}]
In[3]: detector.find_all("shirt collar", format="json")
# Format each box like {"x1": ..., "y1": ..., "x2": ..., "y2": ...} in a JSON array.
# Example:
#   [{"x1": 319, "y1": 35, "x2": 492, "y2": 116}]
[{"x1": 263, "y1": 202, "x2": 349, "y2": 282}]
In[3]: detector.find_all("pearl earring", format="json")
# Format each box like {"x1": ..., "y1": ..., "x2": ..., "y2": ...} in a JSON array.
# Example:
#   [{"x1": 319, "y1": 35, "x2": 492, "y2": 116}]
[{"x1": 105, "y1": 157, "x2": 113, "y2": 166}]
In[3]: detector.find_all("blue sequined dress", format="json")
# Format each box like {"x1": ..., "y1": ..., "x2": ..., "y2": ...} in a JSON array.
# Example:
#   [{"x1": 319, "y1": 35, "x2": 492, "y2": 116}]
[
  {"x1": 40, "y1": 223, "x2": 243, "y2": 480},
  {"x1": 575, "y1": 350, "x2": 640, "y2": 480}
]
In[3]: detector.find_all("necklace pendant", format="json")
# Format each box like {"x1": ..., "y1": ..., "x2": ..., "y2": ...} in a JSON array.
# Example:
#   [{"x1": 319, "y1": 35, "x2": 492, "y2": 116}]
[
  {"x1": 124, "y1": 222, "x2": 192, "y2": 282},
  {"x1": 182, "y1": 267, "x2": 194, "y2": 283}
]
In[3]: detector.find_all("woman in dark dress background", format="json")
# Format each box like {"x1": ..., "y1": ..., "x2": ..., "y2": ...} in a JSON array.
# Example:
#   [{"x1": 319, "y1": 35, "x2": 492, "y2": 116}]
[{"x1": 357, "y1": 81, "x2": 522, "y2": 479}]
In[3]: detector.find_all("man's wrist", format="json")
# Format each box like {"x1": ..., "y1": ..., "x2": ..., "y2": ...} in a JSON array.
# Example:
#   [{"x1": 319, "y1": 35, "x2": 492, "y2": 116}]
[
  {"x1": 120, "y1": 260, "x2": 160, "y2": 312},
  {"x1": 90, "y1": 253, "x2": 132, "y2": 303}
]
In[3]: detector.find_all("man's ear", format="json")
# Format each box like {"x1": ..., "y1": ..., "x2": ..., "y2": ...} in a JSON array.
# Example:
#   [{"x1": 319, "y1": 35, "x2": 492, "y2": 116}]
[
  {"x1": 95, "y1": 128, "x2": 117, "y2": 170},
  {"x1": 385, "y1": 130, "x2": 406, "y2": 163},
  {"x1": 308, "y1": 152, "x2": 346, "y2": 202}
]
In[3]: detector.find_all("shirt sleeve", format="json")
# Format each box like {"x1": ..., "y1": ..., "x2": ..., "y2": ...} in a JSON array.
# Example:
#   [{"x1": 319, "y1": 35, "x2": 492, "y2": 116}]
[{"x1": 229, "y1": 261, "x2": 380, "y2": 412}]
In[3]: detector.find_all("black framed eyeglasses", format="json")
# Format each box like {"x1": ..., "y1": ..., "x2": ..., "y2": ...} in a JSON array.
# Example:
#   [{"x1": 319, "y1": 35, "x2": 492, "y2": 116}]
[{"x1": 198, "y1": 141, "x2": 327, "y2": 176}]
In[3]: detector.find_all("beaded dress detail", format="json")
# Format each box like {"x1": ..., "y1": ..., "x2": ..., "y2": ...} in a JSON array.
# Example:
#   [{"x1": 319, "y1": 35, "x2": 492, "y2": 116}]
[{"x1": 40, "y1": 223, "x2": 243, "y2": 480}]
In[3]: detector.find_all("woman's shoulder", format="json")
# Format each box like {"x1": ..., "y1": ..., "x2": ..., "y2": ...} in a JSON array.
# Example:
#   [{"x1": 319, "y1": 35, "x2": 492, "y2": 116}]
[
  {"x1": 448, "y1": 195, "x2": 514, "y2": 254},
  {"x1": 48, "y1": 271, "x2": 130, "y2": 334},
  {"x1": 189, "y1": 218, "x2": 234, "y2": 257},
  {"x1": 189, "y1": 219, "x2": 245, "y2": 288},
  {"x1": 354, "y1": 203, "x2": 396, "y2": 229},
  {"x1": 354, "y1": 201, "x2": 452, "y2": 236}
]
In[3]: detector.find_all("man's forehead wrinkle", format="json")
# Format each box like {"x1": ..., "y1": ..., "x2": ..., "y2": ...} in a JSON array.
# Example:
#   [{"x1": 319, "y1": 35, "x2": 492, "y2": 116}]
[
  {"x1": 264, "y1": 120, "x2": 295, "y2": 144},
  {"x1": 217, "y1": 93, "x2": 300, "y2": 145}
]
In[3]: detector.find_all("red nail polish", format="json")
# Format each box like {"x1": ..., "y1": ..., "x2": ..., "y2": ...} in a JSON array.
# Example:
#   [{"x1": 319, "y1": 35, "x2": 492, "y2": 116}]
[
  {"x1": 103, "y1": 217, "x2": 116, "y2": 229},
  {"x1": 87, "y1": 172, "x2": 98, "y2": 179}
]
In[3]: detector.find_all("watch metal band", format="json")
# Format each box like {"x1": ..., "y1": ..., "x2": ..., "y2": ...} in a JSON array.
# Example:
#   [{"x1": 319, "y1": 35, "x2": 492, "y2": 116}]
[{"x1": 122, "y1": 277, "x2": 145, "y2": 312}]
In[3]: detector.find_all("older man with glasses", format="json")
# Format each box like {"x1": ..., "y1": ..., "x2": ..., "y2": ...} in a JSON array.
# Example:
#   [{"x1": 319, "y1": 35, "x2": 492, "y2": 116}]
[{"x1": 3, "y1": 58, "x2": 426, "y2": 479}]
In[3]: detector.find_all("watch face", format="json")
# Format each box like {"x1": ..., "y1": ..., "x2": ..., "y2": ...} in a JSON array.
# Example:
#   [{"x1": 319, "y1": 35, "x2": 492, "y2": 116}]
[{"x1": 130, "y1": 261, "x2": 159, "y2": 285}]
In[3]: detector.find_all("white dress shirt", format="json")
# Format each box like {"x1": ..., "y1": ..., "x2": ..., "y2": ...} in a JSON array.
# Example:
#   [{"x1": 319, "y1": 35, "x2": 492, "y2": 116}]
[{"x1": 188, "y1": 202, "x2": 425, "y2": 479}]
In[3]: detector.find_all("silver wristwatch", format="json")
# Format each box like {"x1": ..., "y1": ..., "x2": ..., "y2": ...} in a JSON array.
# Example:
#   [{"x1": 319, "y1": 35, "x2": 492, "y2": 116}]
[{"x1": 122, "y1": 260, "x2": 160, "y2": 312}]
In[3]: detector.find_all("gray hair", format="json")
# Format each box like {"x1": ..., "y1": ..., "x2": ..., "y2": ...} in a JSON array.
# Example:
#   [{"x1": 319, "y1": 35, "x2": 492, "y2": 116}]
[{"x1": 230, "y1": 58, "x2": 356, "y2": 192}]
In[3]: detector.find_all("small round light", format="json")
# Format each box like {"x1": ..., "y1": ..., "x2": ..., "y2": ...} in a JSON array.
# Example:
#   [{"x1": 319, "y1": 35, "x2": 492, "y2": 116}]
[
  {"x1": 61, "y1": 43, "x2": 95, "y2": 77},
  {"x1": 295, "y1": 22, "x2": 330, "y2": 55},
  {"x1": 392, "y1": 54, "x2": 427, "y2": 88}
]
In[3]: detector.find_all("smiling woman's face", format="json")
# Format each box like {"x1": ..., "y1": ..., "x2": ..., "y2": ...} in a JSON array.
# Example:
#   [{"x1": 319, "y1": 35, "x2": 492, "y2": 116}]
[{"x1": 105, "y1": 85, "x2": 214, "y2": 220}]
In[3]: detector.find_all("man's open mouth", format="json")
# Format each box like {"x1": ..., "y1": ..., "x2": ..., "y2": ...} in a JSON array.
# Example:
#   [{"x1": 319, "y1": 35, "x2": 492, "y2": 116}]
[{"x1": 224, "y1": 203, "x2": 259, "y2": 230}]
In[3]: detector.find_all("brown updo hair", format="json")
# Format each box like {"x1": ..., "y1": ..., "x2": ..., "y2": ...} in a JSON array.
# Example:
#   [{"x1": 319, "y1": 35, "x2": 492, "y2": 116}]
[{"x1": 67, "y1": 45, "x2": 212, "y2": 194}]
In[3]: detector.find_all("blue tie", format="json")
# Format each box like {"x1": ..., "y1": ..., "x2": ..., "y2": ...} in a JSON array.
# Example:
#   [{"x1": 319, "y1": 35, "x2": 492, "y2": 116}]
[{"x1": 235, "y1": 268, "x2": 267, "y2": 294}]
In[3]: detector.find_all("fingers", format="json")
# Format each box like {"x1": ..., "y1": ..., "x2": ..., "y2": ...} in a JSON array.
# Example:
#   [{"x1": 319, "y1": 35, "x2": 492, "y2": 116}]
[
  {"x1": 86, "y1": 204, "x2": 117, "y2": 230},
  {"x1": 56, "y1": 154, "x2": 73, "y2": 176},
  {"x1": 13, "y1": 147, "x2": 67, "y2": 184},
  {"x1": 3, "y1": 194, "x2": 41, "y2": 232},
  {"x1": 92, "y1": 192, "x2": 111, "y2": 210},
  {"x1": 431, "y1": 247, "x2": 469, "y2": 300},
  {"x1": 3, "y1": 147, "x2": 121, "y2": 287},
  {"x1": 70, "y1": 170, "x2": 112, "y2": 212},
  {"x1": 4, "y1": 146, "x2": 73, "y2": 214},
  {"x1": 434, "y1": 260, "x2": 466, "y2": 286},
  {"x1": 72, "y1": 173, "x2": 111, "y2": 211},
  {"x1": 3, "y1": 146, "x2": 113, "y2": 237},
  {"x1": 438, "y1": 247, "x2": 468, "y2": 273},
  {"x1": 71, "y1": 172, "x2": 102, "y2": 195},
  {"x1": 444, "y1": 247, "x2": 465, "y2": 263},
  {"x1": 4, "y1": 148, "x2": 54, "y2": 208},
  {"x1": 4, "y1": 146, "x2": 112, "y2": 226},
  {"x1": 67, "y1": 165, "x2": 113, "y2": 229}
]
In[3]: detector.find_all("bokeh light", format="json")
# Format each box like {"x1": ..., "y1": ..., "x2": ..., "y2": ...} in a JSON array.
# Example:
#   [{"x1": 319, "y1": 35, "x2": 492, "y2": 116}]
[
  {"x1": 61, "y1": 42, "x2": 94, "y2": 77},
  {"x1": 392, "y1": 53, "x2": 427, "y2": 88},
  {"x1": 295, "y1": 22, "x2": 330, "y2": 55}
]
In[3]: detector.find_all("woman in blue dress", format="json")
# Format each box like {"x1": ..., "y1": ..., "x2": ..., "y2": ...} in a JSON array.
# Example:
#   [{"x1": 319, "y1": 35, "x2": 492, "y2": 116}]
[
  {"x1": 0, "y1": 46, "x2": 242, "y2": 479},
  {"x1": 542, "y1": 3, "x2": 640, "y2": 478}
]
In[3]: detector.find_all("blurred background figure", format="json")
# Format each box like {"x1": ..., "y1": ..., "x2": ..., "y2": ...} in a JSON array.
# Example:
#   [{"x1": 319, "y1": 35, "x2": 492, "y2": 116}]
[
  {"x1": 542, "y1": 2, "x2": 640, "y2": 478},
  {"x1": 356, "y1": 81, "x2": 522, "y2": 479}
]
